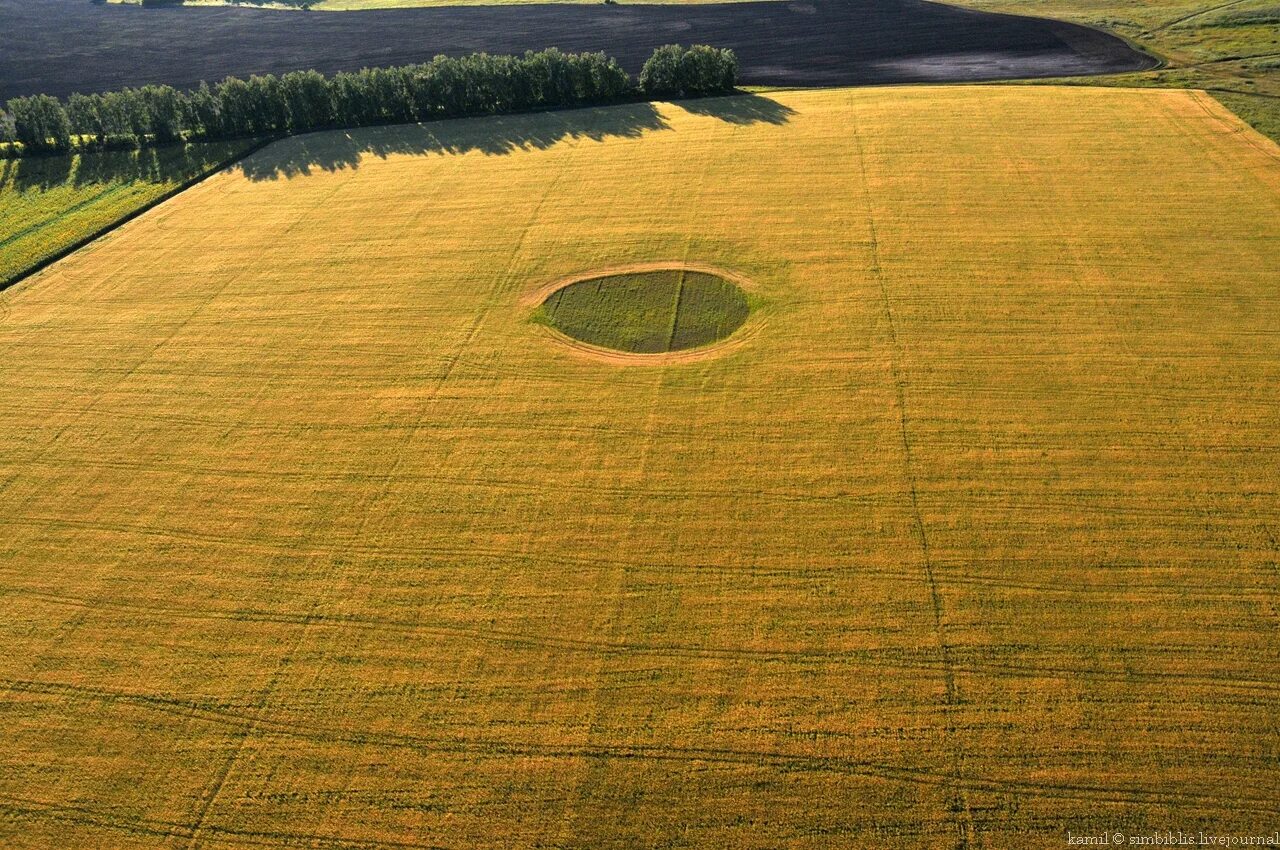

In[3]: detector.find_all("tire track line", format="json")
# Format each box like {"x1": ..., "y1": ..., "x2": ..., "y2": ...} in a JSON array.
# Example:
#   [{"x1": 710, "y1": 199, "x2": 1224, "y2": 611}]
[
  {"x1": 181, "y1": 195, "x2": 361, "y2": 847},
  {"x1": 0, "y1": 794, "x2": 446, "y2": 849},
  {"x1": 1147, "y1": 0, "x2": 1252, "y2": 34},
  {"x1": 8, "y1": 593, "x2": 1280, "y2": 693},
  {"x1": 554, "y1": 127, "x2": 717, "y2": 847},
  {"x1": 5, "y1": 681, "x2": 1276, "y2": 816},
  {"x1": 848, "y1": 95, "x2": 975, "y2": 850}
]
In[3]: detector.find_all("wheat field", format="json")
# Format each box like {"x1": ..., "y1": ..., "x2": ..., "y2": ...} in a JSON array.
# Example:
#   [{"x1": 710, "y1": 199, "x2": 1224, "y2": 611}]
[{"x1": 0, "y1": 86, "x2": 1277, "y2": 848}]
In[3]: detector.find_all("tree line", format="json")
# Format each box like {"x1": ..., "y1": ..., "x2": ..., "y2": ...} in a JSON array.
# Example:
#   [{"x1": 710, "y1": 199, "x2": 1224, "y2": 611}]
[{"x1": 1, "y1": 45, "x2": 738, "y2": 155}]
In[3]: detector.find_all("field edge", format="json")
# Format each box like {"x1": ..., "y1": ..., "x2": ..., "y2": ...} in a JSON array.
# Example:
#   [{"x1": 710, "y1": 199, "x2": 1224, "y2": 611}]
[{"x1": 1, "y1": 137, "x2": 274, "y2": 294}]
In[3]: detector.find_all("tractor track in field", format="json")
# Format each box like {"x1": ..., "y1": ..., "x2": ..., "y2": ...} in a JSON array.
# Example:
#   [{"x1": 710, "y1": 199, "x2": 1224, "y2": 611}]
[
  {"x1": 849, "y1": 100, "x2": 975, "y2": 849},
  {"x1": 4, "y1": 680, "x2": 1278, "y2": 816},
  {"x1": 1147, "y1": 0, "x2": 1252, "y2": 34},
  {"x1": 0, "y1": 0, "x2": 1156, "y2": 100},
  {"x1": 0, "y1": 794, "x2": 447, "y2": 850},
  {"x1": 6, "y1": 593, "x2": 1280, "y2": 693}
]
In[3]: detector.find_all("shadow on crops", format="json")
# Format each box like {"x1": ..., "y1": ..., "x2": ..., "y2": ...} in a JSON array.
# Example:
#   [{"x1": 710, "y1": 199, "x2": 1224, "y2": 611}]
[
  {"x1": 1, "y1": 95, "x2": 787, "y2": 191},
  {"x1": 1, "y1": 143, "x2": 241, "y2": 192},
  {"x1": 236, "y1": 101, "x2": 671, "y2": 181},
  {"x1": 675, "y1": 92, "x2": 797, "y2": 126}
]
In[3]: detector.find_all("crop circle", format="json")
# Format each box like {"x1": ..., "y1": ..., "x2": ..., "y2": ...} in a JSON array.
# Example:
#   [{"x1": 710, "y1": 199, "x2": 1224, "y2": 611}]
[{"x1": 537, "y1": 268, "x2": 751, "y2": 355}]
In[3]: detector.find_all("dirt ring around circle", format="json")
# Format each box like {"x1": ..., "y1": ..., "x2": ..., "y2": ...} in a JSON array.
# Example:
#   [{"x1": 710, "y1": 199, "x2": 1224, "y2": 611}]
[{"x1": 524, "y1": 262, "x2": 764, "y2": 365}]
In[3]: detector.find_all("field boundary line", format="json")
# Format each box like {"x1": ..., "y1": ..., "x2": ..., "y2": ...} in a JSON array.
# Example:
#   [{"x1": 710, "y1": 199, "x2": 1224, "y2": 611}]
[
  {"x1": 0, "y1": 135, "x2": 279, "y2": 296},
  {"x1": 1190, "y1": 89, "x2": 1280, "y2": 173}
]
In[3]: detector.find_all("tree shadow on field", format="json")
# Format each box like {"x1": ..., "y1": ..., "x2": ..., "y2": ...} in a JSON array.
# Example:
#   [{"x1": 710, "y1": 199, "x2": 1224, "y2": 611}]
[
  {"x1": 3, "y1": 142, "x2": 251, "y2": 193},
  {"x1": 675, "y1": 92, "x2": 797, "y2": 126},
  {"x1": 236, "y1": 101, "x2": 672, "y2": 182}
]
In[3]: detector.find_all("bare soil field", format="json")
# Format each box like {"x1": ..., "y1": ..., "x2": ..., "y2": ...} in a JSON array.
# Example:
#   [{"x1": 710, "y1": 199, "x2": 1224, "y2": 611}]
[
  {"x1": 0, "y1": 0, "x2": 1155, "y2": 99},
  {"x1": 1, "y1": 86, "x2": 1277, "y2": 849}
]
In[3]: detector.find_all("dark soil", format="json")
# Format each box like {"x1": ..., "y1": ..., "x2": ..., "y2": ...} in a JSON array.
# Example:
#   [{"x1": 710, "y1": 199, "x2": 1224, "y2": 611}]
[{"x1": 0, "y1": 0, "x2": 1155, "y2": 100}]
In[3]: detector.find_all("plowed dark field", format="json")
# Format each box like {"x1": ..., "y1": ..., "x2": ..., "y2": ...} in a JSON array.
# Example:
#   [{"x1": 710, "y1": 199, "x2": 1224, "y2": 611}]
[{"x1": 0, "y1": 0, "x2": 1155, "y2": 100}]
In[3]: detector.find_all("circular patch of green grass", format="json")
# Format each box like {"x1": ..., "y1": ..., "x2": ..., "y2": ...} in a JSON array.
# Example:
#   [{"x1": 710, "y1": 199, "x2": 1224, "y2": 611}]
[{"x1": 539, "y1": 269, "x2": 750, "y2": 354}]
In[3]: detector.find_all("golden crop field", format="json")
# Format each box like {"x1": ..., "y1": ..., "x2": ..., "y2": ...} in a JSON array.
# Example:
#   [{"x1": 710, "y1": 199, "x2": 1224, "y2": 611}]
[{"x1": 0, "y1": 86, "x2": 1277, "y2": 848}]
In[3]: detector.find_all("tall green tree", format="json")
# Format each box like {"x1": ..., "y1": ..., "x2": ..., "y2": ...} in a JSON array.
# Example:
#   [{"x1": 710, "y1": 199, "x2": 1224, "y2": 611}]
[
  {"x1": 141, "y1": 85, "x2": 186, "y2": 143},
  {"x1": 103, "y1": 89, "x2": 151, "y2": 144},
  {"x1": 280, "y1": 70, "x2": 333, "y2": 131},
  {"x1": 679, "y1": 45, "x2": 738, "y2": 95},
  {"x1": 3, "y1": 45, "x2": 735, "y2": 159},
  {"x1": 639, "y1": 45, "x2": 685, "y2": 98},
  {"x1": 6, "y1": 95, "x2": 71, "y2": 152},
  {"x1": 66, "y1": 93, "x2": 106, "y2": 146},
  {"x1": 640, "y1": 45, "x2": 738, "y2": 98},
  {"x1": 216, "y1": 76, "x2": 256, "y2": 136},
  {"x1": 184, "y1": 82, "x2": 222, "y2": 139}
]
